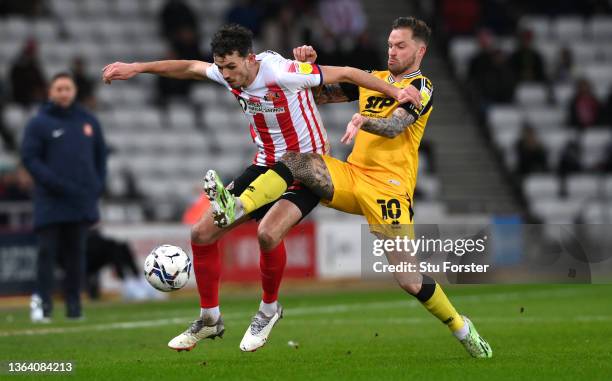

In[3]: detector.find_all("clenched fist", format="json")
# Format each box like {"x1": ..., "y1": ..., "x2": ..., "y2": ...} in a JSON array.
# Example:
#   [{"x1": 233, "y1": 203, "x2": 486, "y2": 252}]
[{"x1": 102, "y1": 62, "x2": 140, "y2": 84}]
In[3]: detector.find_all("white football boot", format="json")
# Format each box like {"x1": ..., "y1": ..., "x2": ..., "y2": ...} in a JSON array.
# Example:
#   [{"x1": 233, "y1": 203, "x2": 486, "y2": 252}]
[
  {"x1": 168, "y1": 315, "x2": 225, "y2": 351},
  {"x1": 30, "y1": 294, "x2": 51, "y2": 324},
  {"x1": 240, "y1": 304, "x2": 283, "y2": 352}
]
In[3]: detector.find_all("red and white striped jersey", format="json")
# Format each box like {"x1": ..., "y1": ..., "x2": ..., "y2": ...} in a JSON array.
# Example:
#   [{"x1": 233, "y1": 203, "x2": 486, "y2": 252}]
[{"x1": 205, "y1": 51, "x2": 328, "y2": 167}]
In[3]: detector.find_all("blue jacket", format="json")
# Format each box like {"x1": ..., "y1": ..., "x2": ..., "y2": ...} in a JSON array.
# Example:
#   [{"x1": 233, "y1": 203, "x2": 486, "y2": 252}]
[{"x1": 21, "y1": 102, "x2": 107, "y2": 229}]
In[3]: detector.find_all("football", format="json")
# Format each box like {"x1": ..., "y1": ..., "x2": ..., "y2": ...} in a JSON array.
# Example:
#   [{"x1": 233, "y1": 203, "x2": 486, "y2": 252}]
[{"x1": 143, "y1": 245, "x2": 192, "y2": 292}]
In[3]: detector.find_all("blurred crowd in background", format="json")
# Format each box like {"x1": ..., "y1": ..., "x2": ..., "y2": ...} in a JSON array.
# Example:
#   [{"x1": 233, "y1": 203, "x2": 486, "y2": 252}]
[
  {"x1": 1, "y1": 0, "x2": 612, "y2": 224},
  {"x1": 0, "y1": 0, "x2": 385, "y2": 210},
  {"x1": 422, "y1": 0, "x2": 612, "y2": 221}
]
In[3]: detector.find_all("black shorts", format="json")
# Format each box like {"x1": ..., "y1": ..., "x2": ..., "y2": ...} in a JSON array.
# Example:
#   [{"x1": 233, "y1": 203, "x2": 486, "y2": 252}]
[{"x1": 227, "y1": 165, "x2": 320, "y2": 221}]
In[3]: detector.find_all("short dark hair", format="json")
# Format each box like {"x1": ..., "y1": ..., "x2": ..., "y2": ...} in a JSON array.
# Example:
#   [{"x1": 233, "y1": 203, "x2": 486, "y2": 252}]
[
  {"x1": 211, "y1": 24, "x2": 253, "y2": 58},
  {"x1": 392, "y1": 17, "x2": 431, "y2": 45},
  {"x1": 50, "y1": 72, "x2": 75, "y2": 84}
]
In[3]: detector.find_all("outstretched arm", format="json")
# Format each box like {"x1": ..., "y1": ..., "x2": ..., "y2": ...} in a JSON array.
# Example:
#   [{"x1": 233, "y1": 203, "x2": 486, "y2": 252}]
[
  {"x1": 102, "y1": 60, "x2": 211, "y2": 83},
  {"x1": 341, "y1": 108, "x2": 415, "y2": 144},
  {"x1": 292, "y1": 44, "x2": 420, "y2": 107},
  {"x1": 320, "y1": 65, "x2": 401, "y2": 102}
]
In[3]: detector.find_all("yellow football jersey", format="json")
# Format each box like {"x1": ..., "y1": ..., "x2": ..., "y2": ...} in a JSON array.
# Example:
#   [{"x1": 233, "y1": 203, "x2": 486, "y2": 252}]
[{"x1": 345, "y1": 69, "x2": 433, "y2": 198}]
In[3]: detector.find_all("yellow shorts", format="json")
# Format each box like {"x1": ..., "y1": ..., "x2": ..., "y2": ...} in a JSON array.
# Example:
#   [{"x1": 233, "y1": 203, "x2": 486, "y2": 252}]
[{"x1": 322, "y1": 155, "x2": 414, "y2": 238}]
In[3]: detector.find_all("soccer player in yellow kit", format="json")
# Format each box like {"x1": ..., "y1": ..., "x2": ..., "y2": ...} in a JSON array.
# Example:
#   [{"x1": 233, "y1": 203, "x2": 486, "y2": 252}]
[{"x1": 206, "y1": 17, "x2": 492, "y2": 358}]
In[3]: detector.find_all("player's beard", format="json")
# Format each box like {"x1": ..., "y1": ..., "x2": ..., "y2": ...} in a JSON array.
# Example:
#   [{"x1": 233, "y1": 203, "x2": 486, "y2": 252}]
[{"x1": 389, "y1": 51, "x2": 417, "y2": 76}]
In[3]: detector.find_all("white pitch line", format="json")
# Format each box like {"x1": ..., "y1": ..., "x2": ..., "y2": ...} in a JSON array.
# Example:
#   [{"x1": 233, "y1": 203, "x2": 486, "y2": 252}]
[
  {"x1": 0, "y1": 287, "x2": 594, "y2": 337},
  {"x1": 281, "y1": 315, "x2": 612, "y2": 326}
]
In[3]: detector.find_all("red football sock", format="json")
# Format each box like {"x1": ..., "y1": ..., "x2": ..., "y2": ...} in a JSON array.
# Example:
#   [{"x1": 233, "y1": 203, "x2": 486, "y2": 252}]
[
  {"x1": 260, "y1": 241, "x2": 287, "y2": 303},
  {"x1": 191, "y1": 242, "x2": 221, "y2": 308}
]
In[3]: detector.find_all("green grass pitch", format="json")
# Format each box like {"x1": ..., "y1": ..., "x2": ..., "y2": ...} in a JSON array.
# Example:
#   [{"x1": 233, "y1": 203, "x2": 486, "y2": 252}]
[{"x1": 1, "y1": 284, "x2": 611, "y2": 380}]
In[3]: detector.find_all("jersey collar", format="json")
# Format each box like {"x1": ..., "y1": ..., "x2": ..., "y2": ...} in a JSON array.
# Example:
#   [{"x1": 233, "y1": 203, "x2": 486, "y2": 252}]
[{"x1": 387, "y1": 69, "x2": 421, "y2": 83}]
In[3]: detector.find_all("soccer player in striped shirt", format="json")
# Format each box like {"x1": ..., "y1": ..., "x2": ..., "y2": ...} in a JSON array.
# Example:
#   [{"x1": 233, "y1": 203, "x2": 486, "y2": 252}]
[
  {"x1": 205, "y1": 18, "x2": 492, "y2": 358},
  {"x1": 102, "y1": 24, "x2": 420, "y2": 352}
]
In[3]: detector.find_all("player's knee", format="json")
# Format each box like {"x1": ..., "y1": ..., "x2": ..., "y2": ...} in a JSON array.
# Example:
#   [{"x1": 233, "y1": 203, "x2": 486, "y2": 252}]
[
  {"x1": 257, "y1": 226, "x2": 281, "y2": 252},
  {"x1": 280, "y1": 151, "x2": 298, "y2": 164},
  {"x1": 191, "y1": 223, "x2": 220, "y2": 245}
]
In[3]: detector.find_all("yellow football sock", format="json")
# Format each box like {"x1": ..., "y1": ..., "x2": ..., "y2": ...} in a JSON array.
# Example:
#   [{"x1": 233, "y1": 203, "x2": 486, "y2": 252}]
[
  {"x1": 422, "y1": 283, "x2": 465, "y2": 333},
  {"x1": 239, "y1": 170, "x2": 289, "y2": 214}
]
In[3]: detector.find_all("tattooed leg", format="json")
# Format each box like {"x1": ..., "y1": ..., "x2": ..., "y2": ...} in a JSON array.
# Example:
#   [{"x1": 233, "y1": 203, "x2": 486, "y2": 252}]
[{"x1": 280, "y1": 152, "x2": 335, "y2": 201}]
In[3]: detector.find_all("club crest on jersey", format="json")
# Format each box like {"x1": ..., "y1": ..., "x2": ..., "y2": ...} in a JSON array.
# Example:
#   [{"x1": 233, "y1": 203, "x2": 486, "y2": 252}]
[
  {"x1": 83, "y1": 123, "x2": 93, "y2": 136},
  {"x1": 264, "y1": 90, "x2": 282, "y2": 102}
]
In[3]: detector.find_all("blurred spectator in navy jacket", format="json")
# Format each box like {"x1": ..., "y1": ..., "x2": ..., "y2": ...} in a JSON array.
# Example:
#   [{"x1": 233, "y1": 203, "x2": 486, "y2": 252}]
[
  {"x1": 9, "y1": 39, "x2": 47, "y2": 107},
  {"x1": 515, "y1": 124, "x2": 549, "y2": 177},
  {"x1": 508, "y1": 29, "x2": 547, "y2": 83},
  {"x1": 21, "y1": 73, "x2": 107, "y2": 322}
]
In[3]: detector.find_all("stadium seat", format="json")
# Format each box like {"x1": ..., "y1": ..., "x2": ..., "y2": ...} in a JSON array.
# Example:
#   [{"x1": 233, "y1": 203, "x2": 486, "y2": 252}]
[
  {"x1": 600, "y1": 43, "x2": 612, "y2": 62},
  {"x1": 582, "y1": 64, "x2": 612, "y2": 90},
  {"x1": 139, "y1": 108, "x2": 164, "y2": 130},
  {"x1": 581, "y1": 129, "x2": 611, "y2": 152},
  {"x1": 121, "y1": 86, "x2": 150, "y2": 106},
  {"x1": 552, "y1": 17, "x2": 585, "y2": 41},
  {"x1": 533, "y1": 41, "x2": 560, "y2": 73},
  {"x1": 530, "y1": 198, "x2": 582, "y2": 223},
  {"x1": 191, "y1": 85, "x2": 219, "y2": 105},
  {"x1": 492, "y1": 128, "x2": 520, "y2": 152},
  {"x1": 488, "y1": 105, "x2": 522, "y2": 130},
  {"x1": 416, "y1": 175, "x2": 440, "y2": 200},
  {"x1": 523, "y1": 175, "x2": 560, "y2": 200},
  {"x1": 66, "y1": 20, "x2": 98, "y2": 41},
  {"x1": 114, "y1": 1, "x2": 142, "y2": 17},
  {"x1": 139, "y1": 0, "x2": 164, "y2": 17},
  {"x1": 603, "y1": 176, "x2": 612, "y2": 199},
  {"x1": 540, "y1": 129, "x2": 576, "y2": 167},
  {"x1": 582, "y1": 201, "x2": 605, "y2": 223},
  {"x1": 413, "y1": 201, "x2": 447, "y2": 223},
  {"x1": 4, "y1": 17, "x2": 29, "y2": 40},
  {"x1": 592, "y1": 82, "x2": 611, "y2": 101},
  {"x1": 50, "y1": 0, "x2": 80, "y2": 17},
  {"x1": 580, "y1": 202, "x2": 612, "y2": 223},
  {"x1": 519, "y1": 16, "x2": 551, "y2": 40},
  {"x1": 514, "y1": 82, "x2": 549, "y2": 106},
  {"x1": 566, "y1": 174, "x2": 601, "y2": 200},
  {"x1": 106, "y1": 172, "x2": 127, "y2": 198},
  {"x1": 203, "y1": 110, "x2": 231, "y2": 129},
  {"x1": 32, "y1": 20, "x2": 58, "y2": 43},
  {"x1": 80, "y1": 0, "x2": 111, "y2": 17},
  {"x1": 2, "y1": 104, "x2": 26, "y2": 130},
  {"x1": 113, "y1": 108, "x2": 151, "y2": 130},
  {"x1": 588, "y1": 16, "x2": 612, "y2": 39},
  {"x1": 552, "y1": 84, "x2": 574, "y2": 106},
  {"x1": 580, "y1": 129, "x2": 611, "y2": 167},
  {"x1": 0, "y1": 152, "x2": 18, "y2": 168},
  {"x1": 214, "y1": 130, "x2": 253, "y2": 152},
  {"x1": 568, "y1": 41, "x2": 599, "y2": 64},
  {"x1": 523, "y1": 106, "x2": 566, "y2": 129},
  {"x1": 449, "y1": 37, "x2": 477, "y2": 79},
  {"x1": 0, "y1": 40, "x2": 21, "y2": 63},
  {"x1": 168, "y1": 104, "x2": 196, "y2": 130}
]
